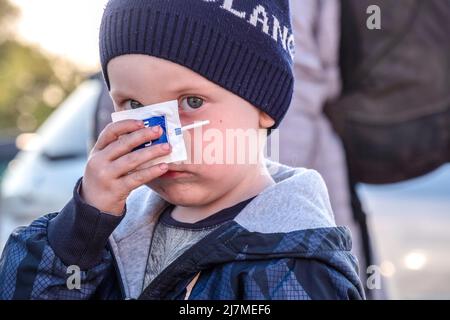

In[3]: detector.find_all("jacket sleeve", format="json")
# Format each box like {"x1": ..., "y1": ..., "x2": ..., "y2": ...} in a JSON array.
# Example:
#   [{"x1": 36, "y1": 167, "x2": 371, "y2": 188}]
[
  {"x1": 240, "y1": 258, "x2": 365, "y2": 300},
  {"x1": 0, "y1": 178, "x2": 125, "y2": 300}
]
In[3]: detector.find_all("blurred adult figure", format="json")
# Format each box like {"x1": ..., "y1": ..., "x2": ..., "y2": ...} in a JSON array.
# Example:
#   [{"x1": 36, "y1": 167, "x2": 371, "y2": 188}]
[{"x1": 279, "y1": 0, "x2": 381, "y2": 298}]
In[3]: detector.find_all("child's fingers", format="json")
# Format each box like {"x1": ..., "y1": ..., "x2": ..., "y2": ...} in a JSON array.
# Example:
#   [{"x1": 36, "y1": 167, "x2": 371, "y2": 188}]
[
  {"x1": 111, "y1": 143, "x2": 172, "y2": 177},
  {"x1": 94, "y1": 120, "x2": 144, "y2": 151},
  {"x1": 121, "y1": 163, "x2": 169, "y2": 190},
  {"x1": 102, "y1": 126, "x2": 162, "y2": 161}
]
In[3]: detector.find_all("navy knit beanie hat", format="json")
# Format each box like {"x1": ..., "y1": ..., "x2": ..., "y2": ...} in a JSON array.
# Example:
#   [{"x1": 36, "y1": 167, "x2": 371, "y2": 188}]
[{"x1": 99, "y1": 0, "x2": 295, "y2": 128}]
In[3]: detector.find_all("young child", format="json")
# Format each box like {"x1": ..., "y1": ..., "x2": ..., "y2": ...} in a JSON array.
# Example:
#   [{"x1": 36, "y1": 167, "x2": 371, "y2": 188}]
[{"x1": 0, "y1": 0, "x2": 364, "y2": 300}]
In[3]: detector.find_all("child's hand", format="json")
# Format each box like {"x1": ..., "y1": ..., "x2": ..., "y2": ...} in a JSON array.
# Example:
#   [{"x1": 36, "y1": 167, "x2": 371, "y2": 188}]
[{"x1": 80, "y1": 119, "x2": 171, "y2": 216}]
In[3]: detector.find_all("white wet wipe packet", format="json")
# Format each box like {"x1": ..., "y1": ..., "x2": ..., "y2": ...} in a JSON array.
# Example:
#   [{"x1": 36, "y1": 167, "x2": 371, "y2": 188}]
[{"x1": 111, "y1": 100, "x2": 187, "y2": 167}]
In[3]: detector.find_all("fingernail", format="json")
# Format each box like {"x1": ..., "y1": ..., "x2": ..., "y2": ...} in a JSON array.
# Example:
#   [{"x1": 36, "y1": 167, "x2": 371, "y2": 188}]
[
  {"x1": 136, "y1": 120, "x2": 145, "y2": 127},
  {"x1": 161, "y1": 143, "x2": 171, "y2": 151},
  {"x1": 152, "y1": 125, "x2": 161, "y2": 133},
  {"x1": 159, "y1": 163, "x2": 168, "y2": 171}
]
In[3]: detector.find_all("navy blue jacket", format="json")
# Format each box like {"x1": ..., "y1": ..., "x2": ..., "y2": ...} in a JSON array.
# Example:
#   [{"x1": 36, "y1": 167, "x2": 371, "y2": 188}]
[{"x1": 0, "y1": 163, "x2": 365, "y2": 300}]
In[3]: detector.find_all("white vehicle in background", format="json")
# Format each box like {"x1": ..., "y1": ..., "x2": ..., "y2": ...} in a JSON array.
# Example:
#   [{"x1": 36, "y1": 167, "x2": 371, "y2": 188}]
[{"x1": 0, "y1": 75, "x2": 108, "y2": 249}]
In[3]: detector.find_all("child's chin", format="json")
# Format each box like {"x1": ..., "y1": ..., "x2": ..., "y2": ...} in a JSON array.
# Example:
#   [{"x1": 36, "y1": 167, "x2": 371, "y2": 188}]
[
  {"x1": 147, "y1": 181, "x2": 210, "y2": 206},
  {"x1": 164, "y1": 195, "x2": 211, "y2": 207}
]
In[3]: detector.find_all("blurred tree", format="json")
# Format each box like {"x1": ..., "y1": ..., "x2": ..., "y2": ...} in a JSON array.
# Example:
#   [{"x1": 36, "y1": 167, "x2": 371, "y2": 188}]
[
  {"x1": 0, "y1": 0, "x2": 83, "y2": 137},
  {"x1": 0, "y1": 0, "x2": 18, "y2": 42}
]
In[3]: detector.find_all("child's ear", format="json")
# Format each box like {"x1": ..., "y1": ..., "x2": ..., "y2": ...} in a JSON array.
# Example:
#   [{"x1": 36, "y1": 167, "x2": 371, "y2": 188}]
[{"x1": 259, "y1": 111, "x2": 275, "y2": 129}]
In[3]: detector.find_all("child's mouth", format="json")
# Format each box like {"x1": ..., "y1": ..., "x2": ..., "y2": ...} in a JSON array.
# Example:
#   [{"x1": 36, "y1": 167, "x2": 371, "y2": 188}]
[{"x1": 160, "y1": 170, "x2": 193, "y2": 179}]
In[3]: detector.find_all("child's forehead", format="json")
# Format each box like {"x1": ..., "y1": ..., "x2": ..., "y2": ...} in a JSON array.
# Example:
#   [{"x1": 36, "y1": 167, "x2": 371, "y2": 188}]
[{"x1": 109, "y1": 55, "x2": 219, "y2": 92}]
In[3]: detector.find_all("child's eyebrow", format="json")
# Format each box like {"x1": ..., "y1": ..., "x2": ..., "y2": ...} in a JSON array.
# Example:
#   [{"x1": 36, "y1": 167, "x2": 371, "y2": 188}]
[
  {"x1": 111, "y1": 82, "x2": 211, "y2": 101},
  {"x1": 169, "y1": 81, "x2": 212, "y2": 94},
  {"x1": 110, "y1": 89, "x2": 132, "y2": 101}
]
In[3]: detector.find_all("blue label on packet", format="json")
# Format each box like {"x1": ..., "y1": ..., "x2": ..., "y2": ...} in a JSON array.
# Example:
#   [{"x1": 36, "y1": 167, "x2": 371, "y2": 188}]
[{"x1": 133, "y1": 115, "x2": 168, "y2": 151}]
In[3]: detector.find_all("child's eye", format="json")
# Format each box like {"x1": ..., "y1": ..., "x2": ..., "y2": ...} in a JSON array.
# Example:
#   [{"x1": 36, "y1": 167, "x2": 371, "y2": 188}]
[
  {"x1": 180, "y1": 96, "x2": 204, "y2": 111},
  {"x1": 128, "y1": 99, "x2": 144, "y2": 109}
]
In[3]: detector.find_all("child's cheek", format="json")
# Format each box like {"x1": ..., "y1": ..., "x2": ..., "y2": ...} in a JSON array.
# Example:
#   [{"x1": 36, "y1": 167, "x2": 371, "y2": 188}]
[{"x1": 180, "y1": 118, "x2": 221, "y2": 163}]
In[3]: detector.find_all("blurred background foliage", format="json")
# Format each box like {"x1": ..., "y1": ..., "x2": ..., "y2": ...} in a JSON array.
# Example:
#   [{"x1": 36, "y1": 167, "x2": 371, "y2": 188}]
[{"x1": 0, "y1": 0, "x2": 83, "y2": 137}]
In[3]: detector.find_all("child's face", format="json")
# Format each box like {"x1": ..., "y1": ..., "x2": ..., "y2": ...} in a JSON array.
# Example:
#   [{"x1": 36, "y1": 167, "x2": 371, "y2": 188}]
[{"x1": 107, "y1": 54, "x2": 274, "y2": 206}]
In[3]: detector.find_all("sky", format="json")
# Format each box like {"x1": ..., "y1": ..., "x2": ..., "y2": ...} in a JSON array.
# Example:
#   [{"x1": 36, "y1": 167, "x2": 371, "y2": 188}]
[{"x1": 11, "y1": 0, "x2": 109, "y2": 71}]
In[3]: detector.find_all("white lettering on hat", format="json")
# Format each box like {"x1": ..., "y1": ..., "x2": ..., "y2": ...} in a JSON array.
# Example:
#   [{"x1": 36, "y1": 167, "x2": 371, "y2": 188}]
[
  {"x1": 249, "y1": 5, "x2": 270, "y2": 35},
  {"x1": 272, "y1": 15, "x2": 289, "y2": 50},
  {"x1": 287, "y1": 33, "x2": 295, "y2": 58},
  {"x1": 201, "y1": 0, "x2": 295, "y2": 60},
  {"x1": 221, "y1": 0, "x2": 246, "y2": 18}
]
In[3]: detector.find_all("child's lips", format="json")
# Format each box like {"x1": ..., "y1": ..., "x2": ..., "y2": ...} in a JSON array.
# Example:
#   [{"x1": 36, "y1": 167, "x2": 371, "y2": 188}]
[{"x1": 160, "y1": 170, "x2": 193, "y2": 179}]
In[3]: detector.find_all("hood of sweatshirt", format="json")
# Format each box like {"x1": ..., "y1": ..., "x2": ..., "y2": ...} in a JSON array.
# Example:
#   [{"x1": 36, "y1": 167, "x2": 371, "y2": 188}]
[{"x1": 108, "y1": 160, "x2": 363, "y2": 299}]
